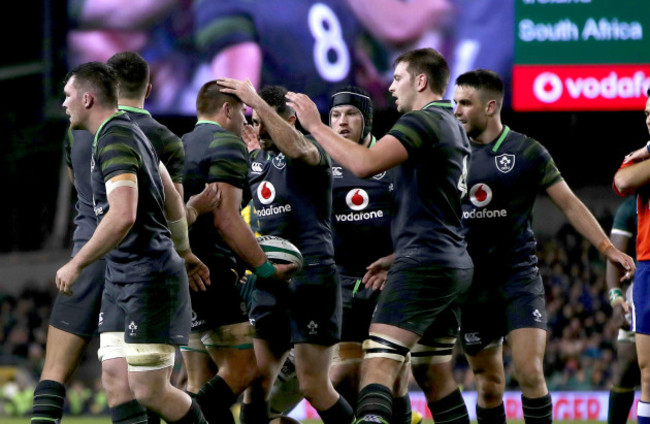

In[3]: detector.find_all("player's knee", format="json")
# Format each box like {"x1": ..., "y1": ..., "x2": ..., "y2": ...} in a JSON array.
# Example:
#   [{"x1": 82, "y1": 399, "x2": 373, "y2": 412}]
[
  {"x1": 362, "y1": 332, "x2": 410, "y2": 363},
  {"x1": 512, "y1": 362, "x2": 545, "y2": 390},
  {"x1": 125, "y1": 343, "x2": 176, "y2": 372}
]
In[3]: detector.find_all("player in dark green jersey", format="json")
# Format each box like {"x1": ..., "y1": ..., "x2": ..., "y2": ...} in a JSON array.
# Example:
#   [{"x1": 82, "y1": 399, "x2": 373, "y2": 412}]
[
  {"x1": 287, "y1": 48, "x2": 473, "y2": 424},
  {"x1": 607, "y1": 197, "x2": 640, "y2": 424},
  {"x1": 58, "y1": 62, "x2": 209, "y2": 424},
  {"x1": 181, "y1": 81, "x2": 296, "y2": 424},
  {"x1": 443, "y1": 69, "x2": 634, "y2": 424}
]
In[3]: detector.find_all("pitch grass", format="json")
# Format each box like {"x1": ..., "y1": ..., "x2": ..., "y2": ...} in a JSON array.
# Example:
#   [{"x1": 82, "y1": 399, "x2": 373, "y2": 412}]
[{"x1": 1, "y1": 419, "x2": 607, "y2": 424}]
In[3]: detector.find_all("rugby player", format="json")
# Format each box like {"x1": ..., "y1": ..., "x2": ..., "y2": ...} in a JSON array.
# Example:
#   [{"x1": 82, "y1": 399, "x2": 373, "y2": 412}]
[
  {"x1": 287, "y1": 47, "x2": 474, "y2": 424},
  {"x1": 218, "y1": 81, "x2": 354, "y2": 424},
  {"x1": 606, "y1": 197, "x2": 639, "y2": 424},
  {"x1": 180, "y1": 80, "x2": 295, "y2": 424},
  {"x1": 445, "y1": 69, "x2": 633, "y2": 424},
  {"x1": 57, "y1": 61, "x2": 207, "y2": 424},
  {"x1": 32, "y1": 53, "x2": 215, "y2": 424}
]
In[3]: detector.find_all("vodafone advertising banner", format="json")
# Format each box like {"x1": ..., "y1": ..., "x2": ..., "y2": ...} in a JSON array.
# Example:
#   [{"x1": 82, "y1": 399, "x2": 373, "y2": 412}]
[
  {"x1": 513, "y1": 64, "x2": 650, "y2": 111},
  {"x1": 287, "y1": 391, "x2": 642, "y2": 421},
  {"x1": 513, "y1": 0, "x2": 650, "y2": 111}
]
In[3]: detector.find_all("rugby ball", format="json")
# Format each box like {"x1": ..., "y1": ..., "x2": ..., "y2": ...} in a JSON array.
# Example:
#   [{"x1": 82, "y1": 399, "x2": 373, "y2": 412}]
[{"x1": 257, "y1": 235, "x2": 303, "y2": 272}]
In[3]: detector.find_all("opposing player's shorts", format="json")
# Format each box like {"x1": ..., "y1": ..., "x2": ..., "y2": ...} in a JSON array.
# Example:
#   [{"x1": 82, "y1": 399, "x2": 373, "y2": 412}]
[
  {"x1": 50, "y1": 259, "x2": 115, "y2": 337},
  {"x1": 371, "y1": 257, "x2": 472, "y2": 338},
  {"x1": 189, "y1": 259, "x2": 248, "y2": 332},
  {"x1": 632, "y1": 261, "x2": 650, "y2": 334},
  {"x1": 339, "y1": 273, "x2": 380, "y2": 343},
  {"x1": 460, "y1": 270, "x2": 546, "y2": 356},
  {"x1": 250, "y1": 262, "x2": 342, "y2": 351},
  {"x1": 100, "y1": 268, "x2": 191, "y2": 345}
]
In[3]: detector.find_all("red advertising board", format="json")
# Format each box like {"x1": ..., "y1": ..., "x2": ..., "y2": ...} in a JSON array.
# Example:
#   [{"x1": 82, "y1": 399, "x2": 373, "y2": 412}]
[{"x1": 513, "y1": 64, "x2": 650, "y2": 111}]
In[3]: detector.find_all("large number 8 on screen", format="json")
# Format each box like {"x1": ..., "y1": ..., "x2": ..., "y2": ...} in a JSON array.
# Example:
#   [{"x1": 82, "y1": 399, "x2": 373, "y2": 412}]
[{"x1": 308, "y1": 3, "x2": 350, "y2": 82}]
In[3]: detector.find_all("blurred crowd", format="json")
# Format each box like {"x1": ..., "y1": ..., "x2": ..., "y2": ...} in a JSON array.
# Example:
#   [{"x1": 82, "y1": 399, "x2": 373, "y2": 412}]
[{"x1": 0, "y1": 213, "x2": 626, "y2": 416}]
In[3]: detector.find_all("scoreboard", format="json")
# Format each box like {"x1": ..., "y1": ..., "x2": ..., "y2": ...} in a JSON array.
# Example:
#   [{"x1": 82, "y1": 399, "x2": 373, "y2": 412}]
[{"x1": 513, "y1": 0, "x2": 650, "y2": 111}]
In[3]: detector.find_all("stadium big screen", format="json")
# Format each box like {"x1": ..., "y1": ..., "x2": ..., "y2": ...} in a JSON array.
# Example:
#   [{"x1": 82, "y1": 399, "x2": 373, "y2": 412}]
[
  {"x1": 66, "y1": 0, "x2": 515, "y2": 114},
  {"x1": 513, "y1": 0, "x2": 650, "y2": 111}
]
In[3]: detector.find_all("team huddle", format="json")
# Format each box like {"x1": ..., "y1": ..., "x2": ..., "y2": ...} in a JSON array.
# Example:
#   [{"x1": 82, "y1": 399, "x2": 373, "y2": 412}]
[{"x1": 31, "y1": 46, "x2": 646, "y2": 424}]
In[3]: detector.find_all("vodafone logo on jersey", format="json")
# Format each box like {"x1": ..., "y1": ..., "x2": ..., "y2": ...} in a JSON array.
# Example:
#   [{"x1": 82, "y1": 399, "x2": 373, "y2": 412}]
[
  {"x1": 257, "y1": 181, "x2": 276, "y2": 205},
  {"x1": 513, "y1": 64, "x2": 650, "y2": 111},
  {"x1": 346, "y1": 189, "x2": 369, "y2": 211},
  {"x1": 469, "y1": 183, "x2": 492, "y2": 207}
]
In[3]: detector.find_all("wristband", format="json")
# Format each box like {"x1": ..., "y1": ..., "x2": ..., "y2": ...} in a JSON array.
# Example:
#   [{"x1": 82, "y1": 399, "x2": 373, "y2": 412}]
[
  {"x1": 255, "y1": 261, "x2": 276, "y2": 278},
  {"x1": 609, "y1": 288, "x2": 624, "y2": 306},
  {"x1": 597, "y1": 239, "x2": 614, "y2": 254}
]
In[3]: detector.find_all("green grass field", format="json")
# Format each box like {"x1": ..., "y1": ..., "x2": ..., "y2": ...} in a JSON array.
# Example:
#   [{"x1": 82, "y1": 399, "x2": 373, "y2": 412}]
[{"x1": 1, "y1": 419, "x2": 608, "y2": 424}]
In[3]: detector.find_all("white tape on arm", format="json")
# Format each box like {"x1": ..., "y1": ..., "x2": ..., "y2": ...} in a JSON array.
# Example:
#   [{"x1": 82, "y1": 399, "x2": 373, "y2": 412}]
[
  {"x1": 105, "y1": 174, "x2": 138, "y2": 197},
  {"x1": 168, "y1": 216, "x2": 190, "y2": 252}
]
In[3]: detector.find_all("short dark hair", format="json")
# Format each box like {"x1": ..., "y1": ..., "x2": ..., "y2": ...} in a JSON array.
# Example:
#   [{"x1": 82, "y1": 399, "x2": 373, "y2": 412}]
[
  {"x1": 329, "y1": 85, "x2": 373, "y2": 138},
  {"x1": 259, "y1": 85, "x2": 295, "y2": 118},
  {"x1": 455, "y1": 69, "x2": 505, "y2": 109},
  {"x1": 107, "y1": 51, "x2": 150, "y2": 99},
  {"x1": 65, "y1": 62, "x2": 118, "y2": 108},
  {"x1": 394, "y1": 48, "x2": 449, "y2": 96},
  {"x1": 196, "y1": 80, "x2": 242, "y2": 116}
]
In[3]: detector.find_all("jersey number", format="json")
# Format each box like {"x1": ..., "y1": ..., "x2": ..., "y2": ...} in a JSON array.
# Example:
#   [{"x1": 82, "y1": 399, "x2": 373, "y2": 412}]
[{"x1": 308, "y1": 3, "x2": 350, "y2": 82}]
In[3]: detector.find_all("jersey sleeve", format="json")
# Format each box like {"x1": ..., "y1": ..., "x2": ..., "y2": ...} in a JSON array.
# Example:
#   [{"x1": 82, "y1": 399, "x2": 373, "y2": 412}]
[
  {"x1": 194, "y1": 0, "x2": 259, "y2": 59},
  {"x1": 612, "y1": 159, "x2": 637, "y2": 197},
  {"x1": 527, "y1": 140, "x2": 563, "y2": 190},
  {"x1": 387, "y1": 111, "x2": 440, "y2": 158},
  {"x1": 158, "y1": 129, "x2": 185, "y2": 184},
  {"x1": 206, "y1": 133, "x2": 249, "y2": 189},
  {"x1": 96, "y1": 128, "x2": 141, "y2": 182}
]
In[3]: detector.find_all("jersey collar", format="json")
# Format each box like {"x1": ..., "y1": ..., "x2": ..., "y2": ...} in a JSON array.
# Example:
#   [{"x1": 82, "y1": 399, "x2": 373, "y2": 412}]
[
  {"x1": 196, "y1": 120, "x2": 222, "y2": 128},
  {"x1": 93, "y1": 110, "x2": 127, "y2": 149},
  {"x1": 368, "y1": 134, "x2": 377, "y2": 148},
  {"x1": 491, "y1": 125, "x2": 510, "y2": 153},
  {"x1": 118, "y1": 105, "x2": 151, "y2": 116},
  {"x1": 422, "y1": 100, "x2": 453, "y2": 110}
]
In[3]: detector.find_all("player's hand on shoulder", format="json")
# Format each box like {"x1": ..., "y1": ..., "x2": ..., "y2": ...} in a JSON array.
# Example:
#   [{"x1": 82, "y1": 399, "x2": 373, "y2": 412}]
[
  {"x1": 56, "y1": 260, "x2": 82, "y2": 295},
  {"x1": 181, "y1": 250, "x2": 211, "y2": 292},
  {"x1": 242, "y1": 124, "x2": 261, "y2": 152}
]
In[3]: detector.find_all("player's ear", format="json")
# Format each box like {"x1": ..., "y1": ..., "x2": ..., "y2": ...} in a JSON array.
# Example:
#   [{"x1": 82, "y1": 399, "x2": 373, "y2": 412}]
[
  {"x1": 486, "y1": 99, "x2": 498, "y2": 116},
  {"x1": 223, "y1": 101, "x2": 232, "y2": 119},
  {"x1": 144, "y1": 83, "x2": 153, "y2": 99},
  {"x1": 417, "y1": 73, "x2": 427, "y2": 92},
  {"x1": 83, "y1": 92, "x2": 94, "y2": 109},
  {"x1": 287, "y1": 115, "x2": 296, "y2": 126}
]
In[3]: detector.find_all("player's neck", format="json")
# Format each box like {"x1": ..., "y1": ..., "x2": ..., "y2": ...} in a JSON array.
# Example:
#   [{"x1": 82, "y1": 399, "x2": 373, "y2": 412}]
[
  {"x1": 414, "y1": 92, "x2": 443, "y2": 111},
  {"x1": 118, "y1": 98, "x2": 145, "y2": 109},
  {"x1": 474, "y1": 120, "x2": 504, "y2": 145},
  {"x1": 88, "y1": 107, "x2": 119, "y2": 135}
]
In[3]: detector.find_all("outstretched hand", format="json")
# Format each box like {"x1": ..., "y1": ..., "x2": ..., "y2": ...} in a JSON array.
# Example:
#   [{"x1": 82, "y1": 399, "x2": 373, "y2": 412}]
[
  {"x1": 362, "y1": 254, "x2": 395, "y2": 291},
  {"x1": 285, "y1": 91, "x2": 322, "y2": 134}
]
